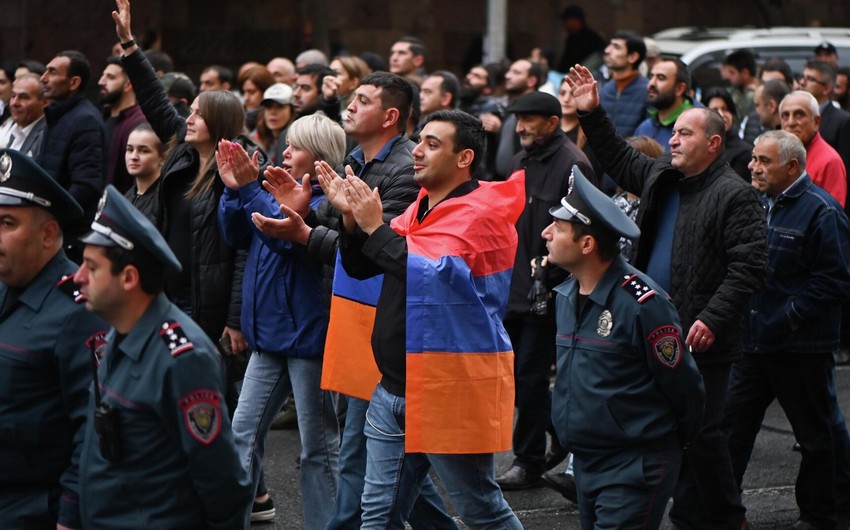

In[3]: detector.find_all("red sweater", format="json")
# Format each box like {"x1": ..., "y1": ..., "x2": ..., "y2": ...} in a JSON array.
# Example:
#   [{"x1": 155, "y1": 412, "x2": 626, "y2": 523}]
[{"x1": 806, "y1": 132, "x2": 847, "y2": 206}]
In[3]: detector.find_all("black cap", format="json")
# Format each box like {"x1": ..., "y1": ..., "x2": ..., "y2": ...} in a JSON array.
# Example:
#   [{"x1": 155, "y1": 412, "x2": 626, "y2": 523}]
[
  {"x1": 81, "y1": 185, "x2": 182, "y2": 274},
  {"x1": 549, "y1": 165, "x2": 641, "y2": 240},
  {"x1": 506, "y1": 91, "x2": 562, "y2": 118},
  {"x1": 0, "y1": 149, "x2": 83, "y2": 221},
  {"x1": 815, "y1": 41, "x2": 838, "y2": 55}
]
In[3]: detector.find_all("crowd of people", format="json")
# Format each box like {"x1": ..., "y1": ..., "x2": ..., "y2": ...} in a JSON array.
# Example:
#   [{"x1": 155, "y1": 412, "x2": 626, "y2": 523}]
[{"x1": 2, "y1": 0, "x2": 850, "y2": 528}]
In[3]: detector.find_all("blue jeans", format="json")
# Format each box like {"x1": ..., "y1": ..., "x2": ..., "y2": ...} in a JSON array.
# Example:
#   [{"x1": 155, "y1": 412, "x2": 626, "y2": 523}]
[
  {"x1": 361, "y1": 384, "x2": 522, "y2": 530},
  {"x1": 232, "y1": 352, "x2": 339, "y2": 528},
  {"x1": 324, "y1": 395, "x2": 459, "y2": 530}
]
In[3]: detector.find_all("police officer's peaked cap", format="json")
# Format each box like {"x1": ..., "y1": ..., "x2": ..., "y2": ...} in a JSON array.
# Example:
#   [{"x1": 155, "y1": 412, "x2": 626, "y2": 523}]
[
  {"x1": 81, "y1": 185, "x2": 182, "y2": 274},
  {"x1": 0, "y1": 149, "x2": 83, "y2": 221},
  {"x1": 506, "y1": 91, "x2": 562, "y2": 118},
  {"x1": 549, "y1": 165, "x2": 641, "y2": 240}
]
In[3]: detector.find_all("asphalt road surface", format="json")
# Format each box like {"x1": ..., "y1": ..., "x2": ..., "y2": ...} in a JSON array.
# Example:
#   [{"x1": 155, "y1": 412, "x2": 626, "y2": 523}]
[{"x1": 255, "y1": 365, "x2": 850, "y2": 529}]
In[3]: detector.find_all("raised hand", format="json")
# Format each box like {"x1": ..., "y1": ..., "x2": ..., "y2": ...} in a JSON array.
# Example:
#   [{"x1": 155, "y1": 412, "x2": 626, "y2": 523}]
[
  {"x1": 563, "y1": 65, "x2": 601, "y2": 112},
  {"x1": 344, "y1": 175, "x2": 383, "y2": 235},
  {"x1": 262, "y1": 166, "x2": 311, "y2": 218},
  {"x1": 215, "y1": 139, "x2": 259, "y2": 190},
  {"x1": 315, "y1": 161, "x2": 352, "y2": 216},
  {"x1": 322, "y1": 75, "x2": 341, "y2": 101},
  {"x1": 112, "y1": 0, "x2": 134, "y2": 45}
]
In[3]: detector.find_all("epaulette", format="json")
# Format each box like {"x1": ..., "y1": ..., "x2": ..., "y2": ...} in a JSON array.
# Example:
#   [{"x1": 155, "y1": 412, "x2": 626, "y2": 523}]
[
  {"x1": 160, "y1": 321, "x2": 195, "y2": 357},
  {"x1": 621, "y1": 273, "x2": 656, "y2": 303},
  {"x1": 56, "y1": 274, "x2": 86, "y2": 303}
]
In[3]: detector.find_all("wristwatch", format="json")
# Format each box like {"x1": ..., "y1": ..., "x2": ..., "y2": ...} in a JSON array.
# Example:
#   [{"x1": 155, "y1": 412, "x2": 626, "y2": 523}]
[{"x1": 120, "y1": 37, "x2": 136, "y2": 50}]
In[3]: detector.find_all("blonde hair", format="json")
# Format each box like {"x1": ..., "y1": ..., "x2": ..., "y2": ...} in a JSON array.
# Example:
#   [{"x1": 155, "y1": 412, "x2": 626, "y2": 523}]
[{"x1": 287, "y1": 114, "x2": 346, "y2": 168}]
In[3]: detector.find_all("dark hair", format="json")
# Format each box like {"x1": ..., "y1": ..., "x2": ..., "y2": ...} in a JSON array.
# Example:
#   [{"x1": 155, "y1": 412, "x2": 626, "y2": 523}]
[
  {"x1": 483, "y1": 62, "x2": 507, "y2": 91},
  {"x1": 104, "y1": 246, "x2": 165, "y2": 295},
  {"x1": 430, "y1": 70, "x2": 460, "y2": 109},
  {"x1": 700, "y1": 107, "x2": 727, "y2": 151},
  {"x1": 701, "y1": 86, "x2": 738, "y2": 117},
  {"x1": 571, "y1": 222, "x2": 620, "y2": 261},
  {"x1": 295, "y1": 63, "x2": 336, "y2": 88},
  {"x1": 203, "y1": 65, "x2": 233, "y2": 86},
  {"x1": 723, "y1": 50, "x2": 757, "y2": 76},
  {"x1": 838, "y1": 66, "x2": 850, "y2": 78},
  {"x1": 657, "y1": 56, "x2": 691, "y2": 93},
  {"x1": 760, "y1": 57, "x2": 794, "y2": 85},
  {"x1": 105, "y1": 55, "x2": 125, "y2": 70},
  {"x1": 17, "y1": 59, "x2": 45, "y2": 76},
  {"x1": 528, "y1": 61, "x2": 545, "y2": 89},
  {"x1": 409, "y1": 85, "x2": 421, "y2": 129},
  {"x1": 0, "y1": 61, "x2": 15, "y2": 83},
  {"x1": 56, "y1": 50, "x2": 91, "y2": 91},
  {"x1": 145, "y1": 50, "x2": 174, "y2": 74},
  {"x1": 761, "y1": 79, "x2": 791, "y2": 105},
  {"x1": 805, "y1": 60, "x2": 837, "y2": 85},
  {"x1": 612, "y1": 31, "x2": 647, "y2": 69},
  {"x1": 396, "y1": 36, "x2": 427, "y2": 59},
  {"x1": 129, "y1": 122, "x2": 166, "y2": 156},
  {"x1": 360, "y1": 72, "x2": 414, "y2": 133},
  {"x1": 359, "y1": 52, "x2": 388, "y2": 73},
  {"x1": 424, "y1": 110, "x2": 487, "y2": 174}
]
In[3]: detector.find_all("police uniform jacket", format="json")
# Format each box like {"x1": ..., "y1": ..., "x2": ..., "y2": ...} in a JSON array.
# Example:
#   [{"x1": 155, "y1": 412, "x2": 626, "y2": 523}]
[
  {"x1": 79, "y1": 294, "x2": 252, "y2": 529},
  {"x1": 0, "y1": 252, "x2": 108, "y2": 529},
  {"x1": 551, "y1": 256, "x2": 705, "y2": 456}
]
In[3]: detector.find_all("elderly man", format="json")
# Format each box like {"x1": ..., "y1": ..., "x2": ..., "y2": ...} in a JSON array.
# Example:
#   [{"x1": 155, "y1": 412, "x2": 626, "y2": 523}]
[
  {"x1": 566, "y1": 64, "x2": 767, "y2": 530},
  {"x1": 780, "y1": 90, "x2": 847, "y2": 207},
  {"x1": 727, "y1": 130, "x2": 850, "y2": 530},
  {"x1": 496, "y1": 91, "x2": 594, "y2": 491},
  {"x1": 6, "y1": 73, "x2": 48, "y2": 157},
  {"x1": 0, "y1": 149, "x2": 107, "y2": 529}
]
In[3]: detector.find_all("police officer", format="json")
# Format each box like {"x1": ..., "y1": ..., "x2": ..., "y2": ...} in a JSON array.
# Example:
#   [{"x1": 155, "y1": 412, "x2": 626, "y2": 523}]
[
  {"x1": 74, "y1": 185, "x2": 253, "y2": 529},
  {"x1": 0, "y1": 149, "x2": 108, "y2": 530},
  {"x1": 541, "y1": 166, "x2": 705, "y2": 529}
]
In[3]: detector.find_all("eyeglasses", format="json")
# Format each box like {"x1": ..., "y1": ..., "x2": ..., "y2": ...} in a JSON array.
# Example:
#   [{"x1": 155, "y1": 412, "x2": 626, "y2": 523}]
[{"x1": 802, "y1": 74, "x2": 827, "y2": 86}]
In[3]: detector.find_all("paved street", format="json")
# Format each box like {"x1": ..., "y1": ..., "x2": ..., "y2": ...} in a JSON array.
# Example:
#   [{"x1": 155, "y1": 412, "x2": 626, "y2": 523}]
[{"x1": 256, "y1": 365, "x2": 850, "y2": 529}]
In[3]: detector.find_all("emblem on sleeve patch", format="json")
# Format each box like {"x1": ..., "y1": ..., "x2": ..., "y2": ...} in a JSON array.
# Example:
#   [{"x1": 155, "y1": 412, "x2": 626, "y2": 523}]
[
  {"x1": 597, "y1": 309, "x2": 613, "y2": 337},
  {"x1": 621, "y1": 274, "x2": 656, "y2": 303},
  {"x1": 160, "y1": 321, "x2": 194, "y2": 357},
  {"x1": 648, "y1": 325, "x2": 682, "y2": 368},
  {"x1": 85, "y1": 330, "x2": 109, "y2": 367},
  {"x1": 57, "y1": 274, "x2": 86, "y2": 303},
  {"x1": 180, "y1": 390, "x2": 222, "y2": 445}
]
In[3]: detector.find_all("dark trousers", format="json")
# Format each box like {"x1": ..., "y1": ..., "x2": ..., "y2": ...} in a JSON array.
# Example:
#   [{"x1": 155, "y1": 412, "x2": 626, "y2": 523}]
[
  {"x1": 669, "y1": 363, "x2": 746, "y2": 530},
  {"x1": 505, "y1": 318, "x2": 557, "y2": 474},
  {"x1": 575, "y1": 446, "x2": 682, "y2": 530},
  {"x1": 724, "y1": 352, "x2": 836, "y2": 528}
]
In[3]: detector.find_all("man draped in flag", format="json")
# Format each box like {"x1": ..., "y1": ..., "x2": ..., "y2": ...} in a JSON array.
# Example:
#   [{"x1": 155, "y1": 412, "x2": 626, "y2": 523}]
[{"x1": 329, "y1": 109, "x2": 524, "y2": 529}]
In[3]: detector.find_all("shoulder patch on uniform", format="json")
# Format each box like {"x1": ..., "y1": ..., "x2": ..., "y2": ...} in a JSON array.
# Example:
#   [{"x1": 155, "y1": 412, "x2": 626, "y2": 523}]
[
  {"x1": 160, "y1": 321, "x2": 195, "y2": 357},
  {"x1": 621, "y1": 274, "x2": 656, "y2": 303},
  {"x1": 56, "y1": 274, "x2": 86, "y2": 303},
  {"x1": 647, "y1": 325, "x2": 682, "y2": 369},
  {"x1": 85, "y1": 330, "x2": 109, "y2": 367},
  {"x1": 180, "y1": 389, "x2": 222, "y2": 445}
]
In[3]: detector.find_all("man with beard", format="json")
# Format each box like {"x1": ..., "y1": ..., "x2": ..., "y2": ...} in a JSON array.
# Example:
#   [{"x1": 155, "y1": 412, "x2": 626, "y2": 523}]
[
  {"x1": 38, "y1": 50, "x2": 106, "y2": 252},
  {"x1": 98, "y1": 56, "x2": 145, "y2": 193},
  {"x1": 459, "y1": 64, "x2": 504, "y2": 180},
  {"x1": 835, "y1": 67, "x2": 850, "y2": 111},
  {"x1": 293, "y1": 63, "x2": 340, "y2": 123},
  {"x1": 634, "y1": 57, "x2": 693, "y2": 150},
  {"x1": 494, "y1": 59, "x2": 543, "y2": 180}
]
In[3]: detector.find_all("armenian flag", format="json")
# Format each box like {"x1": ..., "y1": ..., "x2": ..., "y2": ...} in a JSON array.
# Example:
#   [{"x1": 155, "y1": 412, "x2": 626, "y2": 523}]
[
  {"x1": 391, "y1": 171, "x2": 525, "y2": 454},
  {"x1": 321, "y1": 252, "x2": 383, "y2": 400}
]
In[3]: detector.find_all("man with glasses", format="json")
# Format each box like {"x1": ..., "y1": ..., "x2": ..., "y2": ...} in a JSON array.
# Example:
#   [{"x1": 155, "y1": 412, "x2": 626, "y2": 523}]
[{"x1": 800, "y1": 60, "x2": 850, "y2": 190}]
